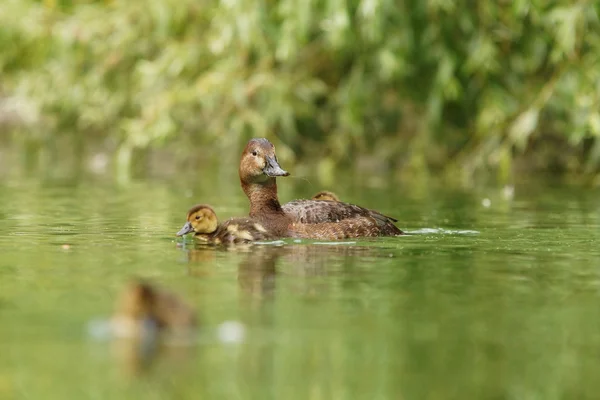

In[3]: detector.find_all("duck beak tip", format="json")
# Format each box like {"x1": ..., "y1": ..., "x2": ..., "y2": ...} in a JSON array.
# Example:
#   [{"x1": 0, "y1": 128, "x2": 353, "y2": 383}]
[{"x1": 264, "y1": 156, "x2": 289, "y2": 177}]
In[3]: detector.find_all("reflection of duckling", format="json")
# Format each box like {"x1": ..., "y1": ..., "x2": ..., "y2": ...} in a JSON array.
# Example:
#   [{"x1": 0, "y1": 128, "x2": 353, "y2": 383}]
[
  {"x1": 311, "y1": 191, "x2": 340, "y2": 202},
  {"x1": 176, "y1": 204, "x2": 277, "y2": 244},
  {"x1": 112, "y1": 280, "x2": 197, "y2": 338}
]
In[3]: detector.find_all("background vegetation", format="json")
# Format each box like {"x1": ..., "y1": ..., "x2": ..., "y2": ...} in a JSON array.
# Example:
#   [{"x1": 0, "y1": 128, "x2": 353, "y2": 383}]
[{"x1": 1, "y1": 0, "x2": 599, "y2": 182}]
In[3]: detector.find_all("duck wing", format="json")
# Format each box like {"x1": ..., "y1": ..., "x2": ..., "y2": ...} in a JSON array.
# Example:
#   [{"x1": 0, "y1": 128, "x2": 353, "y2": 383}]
[
  {"x1": 215, "y1": 217, "x2": 279, "y2": 244},
  {"x1": 281, "y1": 200, "x2": 402, "y2": 235}
]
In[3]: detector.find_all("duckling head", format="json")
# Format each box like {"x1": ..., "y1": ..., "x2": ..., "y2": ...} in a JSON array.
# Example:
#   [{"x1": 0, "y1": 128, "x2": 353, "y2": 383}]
[
  {"x1": 176, "y1": 204, "x2": 219, "y2": 236},
  {"x1": 239, "y1": 138, "x2": 289, "y2": 184},
  {"x1": 112, "y1": 280, "x2": 197, "y2": 339},
  {"x1": 116, "y1": 280, "x2": 157, "y2": 321},
  {"x1": 312, "y1": 191, "x2": 340, "y2": 202}
]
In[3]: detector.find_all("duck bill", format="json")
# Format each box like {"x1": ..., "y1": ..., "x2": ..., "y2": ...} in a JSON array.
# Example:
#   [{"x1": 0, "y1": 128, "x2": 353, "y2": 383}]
[
  {"x1": 176, "y1": 222, "x2": 194, "y2": 236},
  {"x1": 263, "y1": 155, "x2": 289, "y2": 177}
]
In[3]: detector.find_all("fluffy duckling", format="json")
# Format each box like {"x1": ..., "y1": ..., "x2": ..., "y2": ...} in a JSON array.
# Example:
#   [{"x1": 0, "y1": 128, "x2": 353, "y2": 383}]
[
  {"x1": 176, "y1": 204, "x2": 276, "y2": 244},
  {"x1": 311, "y1": 191, "x2": 340, "y2": 202},
  {"x1": 238, "y1": 138, "x2": 403, "y2": 239},
  {"x1": 111, "y1": 280, "x2": 197, "y2": 338}
]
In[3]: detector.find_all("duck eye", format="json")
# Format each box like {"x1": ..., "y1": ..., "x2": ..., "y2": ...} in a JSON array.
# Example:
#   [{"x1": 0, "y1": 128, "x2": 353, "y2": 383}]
[
  {"x1": 251, "y1": 151, "x2": 258, "y2": 157},
  {"x1": 195, "y1": 215, "x2": 201, "y2": 220}
]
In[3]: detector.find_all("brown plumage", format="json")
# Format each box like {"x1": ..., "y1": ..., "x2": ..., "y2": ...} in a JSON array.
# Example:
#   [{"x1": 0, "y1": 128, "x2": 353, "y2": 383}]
[
  {"x1": 238, "y1": 138, "x2": 403, "y2": 240},
  {"x1": 283, "y1": 200, "x2": 402, "y2": 238},
  {"x1": 176, "y1": 204, "x2": 277, "y2": 244}
]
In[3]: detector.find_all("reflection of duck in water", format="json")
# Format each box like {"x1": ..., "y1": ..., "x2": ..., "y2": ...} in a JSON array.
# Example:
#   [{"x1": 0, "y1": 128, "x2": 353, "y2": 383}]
[
  {"x1": 238, "y1": 138, "x2": 403, "y2": 239},
  {"x1": 232, "y1": 242, "x2": 398, "y2": 300},
  {"x1": 236, "y1": 246, "x2": 283, "y2": 302},
  {"x1": 176, "y1": 204, "x2": 277, "y2": 245}
]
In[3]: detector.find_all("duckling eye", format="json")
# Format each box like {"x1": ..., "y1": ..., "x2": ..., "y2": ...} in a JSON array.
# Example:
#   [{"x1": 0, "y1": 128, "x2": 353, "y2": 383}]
[
  {"x1": 195, "y1": 215, "x2": 201, "y2": 220},
  {"x1": 251, "y1": 151, "x2": 258, "y2": 157}
]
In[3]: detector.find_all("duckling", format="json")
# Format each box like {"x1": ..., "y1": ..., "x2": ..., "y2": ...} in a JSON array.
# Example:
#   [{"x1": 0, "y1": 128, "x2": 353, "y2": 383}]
[
  {"x1": 176, "y1": 204, "x2": 277, "y2": 244},
  {"x1": 238, "y1": 138, "x2": 403, "y2": 239},
  {"x1": 111, "y1": 280, "x2": 197, "y2": 338},
  {"x1": 311, "y1": 191, "x2": 340, "y2": 202}
]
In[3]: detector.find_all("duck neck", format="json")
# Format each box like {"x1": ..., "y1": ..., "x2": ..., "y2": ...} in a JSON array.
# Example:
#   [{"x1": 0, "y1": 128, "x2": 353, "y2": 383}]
[{"x1": 241, "y1": 178, "x2": 284, "y2": 217}]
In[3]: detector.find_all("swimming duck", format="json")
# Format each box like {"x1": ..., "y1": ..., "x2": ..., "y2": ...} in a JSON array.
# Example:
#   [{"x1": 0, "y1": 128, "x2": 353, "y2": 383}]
[
  {"x1": 238, "y1": 138, "x2": 403, "y2": 239},
  {"x1": 176, "y1": 204, "x2": 277, "y2": 244},
  {"x1": 311, "y1": 191, "x2": 340, "y2": 202},
  {"x1": 112, "y1": 280, "x2": 197, "y2": 338}
]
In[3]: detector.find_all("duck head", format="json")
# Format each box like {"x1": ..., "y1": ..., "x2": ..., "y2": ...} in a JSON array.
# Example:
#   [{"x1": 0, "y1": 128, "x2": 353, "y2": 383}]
[
  {"x1": 239, "y1": 138, "x2": 289, "y2": 185},
  {"x1": 176, "y1": 204, "x2": 219, "y2": 236},
  {"x1": 115, "y1": 280, "x2": 157, "y2": 322},
  {"x1": 312, "y1": 191, "x2": 340, "y2": 202},
  {"x1": 113, "y1": 280, "x2": 197, "y2": 335}
]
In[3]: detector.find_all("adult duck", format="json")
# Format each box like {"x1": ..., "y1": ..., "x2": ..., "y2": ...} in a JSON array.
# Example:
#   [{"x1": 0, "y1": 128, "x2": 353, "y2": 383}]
[{"x1": 238, "y1": 138, "x2": 403, "y2": 240}]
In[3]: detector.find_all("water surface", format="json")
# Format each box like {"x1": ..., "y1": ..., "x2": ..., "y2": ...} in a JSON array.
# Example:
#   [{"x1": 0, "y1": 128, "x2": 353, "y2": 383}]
[{"x1": 1, "y1": 175, "x2": 599, "y2": 399}]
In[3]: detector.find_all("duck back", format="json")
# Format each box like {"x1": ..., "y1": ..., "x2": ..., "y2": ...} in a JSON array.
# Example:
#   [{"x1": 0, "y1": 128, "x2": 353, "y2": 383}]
[
  {"x1": 211, "y1": 217, "x2": 279, "y2": 244},
  {"x1": 282, "y1": 199, "x2": 403, "y2": 238}
]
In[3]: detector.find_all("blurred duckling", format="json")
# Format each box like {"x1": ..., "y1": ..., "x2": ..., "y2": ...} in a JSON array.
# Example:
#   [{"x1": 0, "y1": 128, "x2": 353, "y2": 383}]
[
  {"x1": 108, "y1": 280, "x2": 197, "y2": 376},
  {"x1": 311, "y1": 191, "x2": 340, "y2": 202},
  {"x1": 111, "y1": 280, "x2": 197, "y2": 339},
  {"x1": 176, "y1": 204, "x2": 277, "y2": 244}
]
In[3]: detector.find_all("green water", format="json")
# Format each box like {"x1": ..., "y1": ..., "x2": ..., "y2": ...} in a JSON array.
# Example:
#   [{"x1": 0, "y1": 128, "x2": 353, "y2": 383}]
[{"x1": 1, "y1": 175, "x2": 600, "y2": 400}]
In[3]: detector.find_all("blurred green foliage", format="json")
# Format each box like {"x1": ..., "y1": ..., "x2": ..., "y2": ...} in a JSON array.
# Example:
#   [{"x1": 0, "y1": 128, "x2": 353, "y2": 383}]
[{"x1": 1, "y1": 0, "x2": 599, "y2": 178}]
